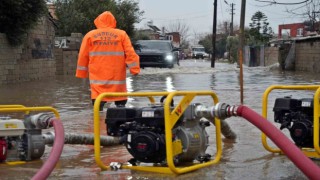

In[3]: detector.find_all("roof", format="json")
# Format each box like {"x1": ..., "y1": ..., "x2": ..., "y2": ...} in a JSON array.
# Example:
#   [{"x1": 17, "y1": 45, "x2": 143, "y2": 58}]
[
  {"x1": 294, "y1": 35, "x2": 320, "y2": 42},
  {"x1": 137, "y1": 40, "x2": 171, "y2": 43},
  {"x1": 269, "y1": 35, "x2": 320, "y2": 45},
  {"x1": 278, "y1": 22, "x2": 304, "y2": 26},
  {"x1": 147, "y1": 25, "x2": 161, "y2": 32}
]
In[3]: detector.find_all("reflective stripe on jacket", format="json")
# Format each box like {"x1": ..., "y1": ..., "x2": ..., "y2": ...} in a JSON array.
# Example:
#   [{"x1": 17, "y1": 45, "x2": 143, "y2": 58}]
[{"x1": 75, "y1": 11, "x2": 140, "y2": 101}]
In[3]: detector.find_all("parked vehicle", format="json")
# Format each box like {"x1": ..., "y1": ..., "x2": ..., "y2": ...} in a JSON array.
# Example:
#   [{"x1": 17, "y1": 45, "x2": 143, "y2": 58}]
[
  {"x1": 134, "y1": 40, "x2": 179, "y2": 68},
  {"x1": 191, "y1": 45, "x2": 209, "y2": 59}
]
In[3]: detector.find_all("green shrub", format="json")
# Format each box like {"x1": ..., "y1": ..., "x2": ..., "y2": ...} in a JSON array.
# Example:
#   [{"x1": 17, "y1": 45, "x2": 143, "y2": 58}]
[
  {"x1": 0, "y1": 0, "x2": 47, "y2": 46},
  {"x1": 55, "y1": 0, "x2": 143, "y2": 37}
]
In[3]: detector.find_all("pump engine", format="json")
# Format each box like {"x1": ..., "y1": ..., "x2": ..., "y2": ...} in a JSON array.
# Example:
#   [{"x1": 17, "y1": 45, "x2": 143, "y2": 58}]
[
  {"x1": 0, "y1": 114, "x2": 48, "y2": 162},
  {"x1": 105, "y1": 103, "x2": 212, "y2": 165},
  {"x1": 273, "y1": 96, "x2": 319, "y2": 148}
]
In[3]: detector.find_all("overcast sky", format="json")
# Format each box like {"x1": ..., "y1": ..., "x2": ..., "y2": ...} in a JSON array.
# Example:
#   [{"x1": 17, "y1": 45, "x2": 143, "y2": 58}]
[{"x1": 136, "y1": 0, "x2": 310, "y2": 36}]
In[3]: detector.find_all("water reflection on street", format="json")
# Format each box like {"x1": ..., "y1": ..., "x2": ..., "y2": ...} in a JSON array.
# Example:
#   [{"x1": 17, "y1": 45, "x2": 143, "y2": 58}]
[{"x1": 0, "y1": 59, "x2": 320, "y2": 179}]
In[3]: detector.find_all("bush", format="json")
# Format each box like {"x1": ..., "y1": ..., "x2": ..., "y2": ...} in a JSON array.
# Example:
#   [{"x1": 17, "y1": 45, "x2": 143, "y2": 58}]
[
  {"x1": 0, "y1": 0, "x2": 47, "y2": 46},
  {"x1": 55, "y1": 0, "x2": 143, "y2": 37},
  {"x1": 226, "y1": 36, "x2": 239, "y2": 63}
]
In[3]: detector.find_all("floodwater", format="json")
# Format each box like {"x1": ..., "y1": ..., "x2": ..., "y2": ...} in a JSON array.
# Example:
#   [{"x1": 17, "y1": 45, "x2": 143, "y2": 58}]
[{"x1": 0, "y1": 59, "x2": 320, "y2": 180}]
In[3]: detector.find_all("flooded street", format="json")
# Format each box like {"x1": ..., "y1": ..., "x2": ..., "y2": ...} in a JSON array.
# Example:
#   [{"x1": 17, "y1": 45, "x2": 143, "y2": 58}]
[{"x1": 0, "y1": 59, "x2": 320, "y2": 179}]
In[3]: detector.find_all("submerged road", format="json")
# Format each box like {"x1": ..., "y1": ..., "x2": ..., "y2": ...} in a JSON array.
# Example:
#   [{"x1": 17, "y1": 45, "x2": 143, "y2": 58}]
[{"x1": 0, "y1": 59, "x2": 319, "y2": 179}]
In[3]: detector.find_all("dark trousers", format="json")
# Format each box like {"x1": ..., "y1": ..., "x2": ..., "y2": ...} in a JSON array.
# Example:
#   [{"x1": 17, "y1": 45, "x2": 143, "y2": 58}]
[{"x1": 92, "y1": 99, "x2": 127, "y2": 110}]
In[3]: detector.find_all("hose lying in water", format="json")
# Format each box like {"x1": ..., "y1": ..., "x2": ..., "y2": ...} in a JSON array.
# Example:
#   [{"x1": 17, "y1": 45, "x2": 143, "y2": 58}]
[
  {"x1": 235, "y1": 105, "x2": 320, "y2": 180},
  {"x1": 194, "y1": 104, "x2": 237, "y2": 140},
  {"x1": 42, "y1": 132, "x2": 120, "y2": 146},
  {"x1": 209, "y1": 118, "x2": 236, "y2": 139},
  {"x1": 32, "y1": 118, "x2": 65, "y2": 180},
  {"x1": 220, "y1": 120, "x2": 237, "y2": 139}
]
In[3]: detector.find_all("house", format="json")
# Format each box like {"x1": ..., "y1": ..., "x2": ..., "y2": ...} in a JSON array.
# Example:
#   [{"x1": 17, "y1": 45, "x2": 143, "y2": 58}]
[
  {"x1": 138, "y1": 21, "x2": 181, "y2": 47},
  {"x1": 138, "y1": 29, "x2": 161, "y2": 40},
  {"x1": 278, "y1": 22, "x2": 319, "y2": 39},
  {"x1": 165, "y1": 32, "x2": 180, "y2": 48}
]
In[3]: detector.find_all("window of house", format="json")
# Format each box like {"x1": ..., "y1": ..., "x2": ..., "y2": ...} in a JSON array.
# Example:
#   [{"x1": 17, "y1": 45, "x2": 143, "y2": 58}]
[
  {"x1": 167, "y1": 35, "x2": 173, "y2": 41},
  {"x1": 281, "y1": 29, "x2": 290, "y2": 39},
  {"x1": 297, "y1": 28, "x2": 303, "y2": 37}
]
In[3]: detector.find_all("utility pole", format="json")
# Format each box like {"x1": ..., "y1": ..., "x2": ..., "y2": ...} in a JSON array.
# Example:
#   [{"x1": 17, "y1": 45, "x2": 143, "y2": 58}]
[
  {"x1": 228, "y1": 3, "x2": 235, "y2": 62},
  {"x1": 239, "y1": 0, "x2": 246, "y2": 104},
  {"x1": 230, "y1": 3, "x2": 235, "y2": 36},
  {"x1": 312, "y1": 11, "x2": 320, "y2": 32},
  {"x1": 211, "y1": 0, "x2": 217, "y2": 68}
]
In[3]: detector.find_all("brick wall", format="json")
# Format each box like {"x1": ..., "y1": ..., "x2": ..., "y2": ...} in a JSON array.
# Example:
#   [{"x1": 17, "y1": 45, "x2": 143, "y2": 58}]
[
  {"x1": 0, "y1": 16, "x2": 55, "y2": 85},
  {"x1": 54, "y1": 33, "x2": 82, "y2": 75},
  {"x1": 243, "y1": 46, "x2": 279, "y2": 67},
  {"x1": 264, "y1": 46, "x2": 279, "y2": 66},
  {"x1": 61, "y1": 50, "x2": 79, "y2": 75},
  {"x1": 295, "y1": 39, "x2": 320, "y2": 73}
]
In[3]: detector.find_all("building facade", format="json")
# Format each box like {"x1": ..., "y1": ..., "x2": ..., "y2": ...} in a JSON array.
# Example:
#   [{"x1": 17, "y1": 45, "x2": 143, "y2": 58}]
[
  {"x1": 278, "y1": 23, "x2": 305, "y2": 39},
  {"x1": 138, "y1": 23, "x2": 181, "y2": 47},
  {"x1": 278, "y1": 22, "x2": 320, "y2": 39}
]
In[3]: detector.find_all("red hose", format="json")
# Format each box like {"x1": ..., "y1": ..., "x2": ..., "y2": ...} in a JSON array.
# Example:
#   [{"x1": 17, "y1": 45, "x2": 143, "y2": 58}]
[
  {"x1": 236, "y1": 105, "x2": 320, "y2": 180},
  {"x1": 32, "y1": 118, "x2": 65, "y2": 180}
]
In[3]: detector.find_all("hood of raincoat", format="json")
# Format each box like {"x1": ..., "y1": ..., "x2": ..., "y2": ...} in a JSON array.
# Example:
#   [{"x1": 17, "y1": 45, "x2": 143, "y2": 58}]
[{"x1": 94, "y1": 11, "x2": 117, "y2": 29}]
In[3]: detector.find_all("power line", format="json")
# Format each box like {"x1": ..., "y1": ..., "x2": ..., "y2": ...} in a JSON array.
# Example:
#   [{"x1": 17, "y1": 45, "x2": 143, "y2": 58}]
[
  {"x1": 286, "y1": 0, "x2": 313, "y2": 11},
  {"x1": 268, "y1": 15, "x2": 306, "y2": 20},
  {"x1": 255, "y1": 0, "x2": 311, "y2": 5},
  {"x1": 248, "y1": 1, "x2": 314, "y2": 19}
]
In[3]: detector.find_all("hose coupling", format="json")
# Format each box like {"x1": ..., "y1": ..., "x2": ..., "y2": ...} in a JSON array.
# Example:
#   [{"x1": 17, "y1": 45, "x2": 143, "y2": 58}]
[
  {"x1": 194, "y1": 103, "x2": 239, "y2": 120},
  {"x1": 213, "y1": 103, "x2": 239, "y2": 120},
  {"x1": 30, "y1": 113, "x2": 54, "y2": 129}
]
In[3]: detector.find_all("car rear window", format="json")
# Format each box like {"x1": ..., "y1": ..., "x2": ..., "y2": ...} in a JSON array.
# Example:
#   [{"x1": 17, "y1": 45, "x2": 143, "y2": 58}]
[{"x1": 137, "y1": 41, "x2": 172, "y2": 51}]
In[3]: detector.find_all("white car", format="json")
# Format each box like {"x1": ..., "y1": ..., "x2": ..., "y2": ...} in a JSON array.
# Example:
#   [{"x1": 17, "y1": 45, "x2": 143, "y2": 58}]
[{"x1": 191, "y1": 46, "x2": 209, "y2": 59}]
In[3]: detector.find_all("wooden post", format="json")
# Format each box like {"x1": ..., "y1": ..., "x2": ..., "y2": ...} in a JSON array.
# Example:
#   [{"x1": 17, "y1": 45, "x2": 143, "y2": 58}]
[
  {"x1": 239, "y1": 0, "x2": 246, "y2": 104},
  {"x1": 211, "y1": 0, "x2": 217, "y2": 68}
]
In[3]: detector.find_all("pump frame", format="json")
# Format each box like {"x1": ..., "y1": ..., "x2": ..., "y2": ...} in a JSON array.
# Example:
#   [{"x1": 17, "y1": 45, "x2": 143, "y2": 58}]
[
  {"x1": 0, "y1": 104, "x2": 60, "y2": 165},
  {"x1": 262, "y1": 85, "x2": 320, "y2": 158},
  {"x1": 93, "y1": 91, "x2": 222, "y2": 174},
  {"x1": 0, "y1": 105, "x2": 59, "y2": 118}
]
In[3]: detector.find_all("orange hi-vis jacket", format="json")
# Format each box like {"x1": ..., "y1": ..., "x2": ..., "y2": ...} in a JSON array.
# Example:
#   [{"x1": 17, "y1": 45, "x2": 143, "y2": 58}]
[{"x1": 76, "y1": 11, "x2": 140, "y2": 102}]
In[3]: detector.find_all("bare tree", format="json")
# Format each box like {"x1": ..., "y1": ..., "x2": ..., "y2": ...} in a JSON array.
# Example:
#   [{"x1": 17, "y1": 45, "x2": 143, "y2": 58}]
[
  {"x1": 216, "y1": 20, "x2": 240, "y2": 35},
  {"x1": 164, "y1": 20, "x2": 191, "y2": 48},
  {"x1": 217, "y1": 21, "x2": 230, "y2": 35},
  {"x1": 283, "y1": 0, "x2": 320, "y2": 32},
  {"x1": 255, "y1": 0, "x2": 320, "y2": 31},
  {"x1": 285, "y1": 1, "x2": 319, "y2": 20}
]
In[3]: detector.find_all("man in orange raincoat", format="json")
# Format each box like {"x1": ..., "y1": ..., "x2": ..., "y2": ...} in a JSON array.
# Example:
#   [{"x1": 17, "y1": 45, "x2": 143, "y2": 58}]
[{"x1": 76, "y1": 11, "x2": 140, "y2": 110}]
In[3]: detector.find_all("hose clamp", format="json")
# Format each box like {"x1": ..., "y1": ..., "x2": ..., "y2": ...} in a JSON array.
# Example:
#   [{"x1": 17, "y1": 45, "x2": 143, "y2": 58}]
[{"x1": 110, "y1": 162, "x2": 122, "y2": 170}]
